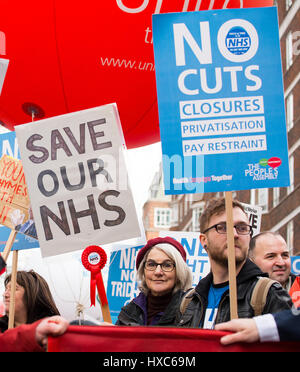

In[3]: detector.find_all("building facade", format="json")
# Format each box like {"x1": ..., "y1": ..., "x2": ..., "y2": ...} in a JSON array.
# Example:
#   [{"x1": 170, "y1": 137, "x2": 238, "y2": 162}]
[
  {"x1": 142, "y1": 163, "x2": 172, "y2": 240},
  {"x1": 143, "y1": 1, "x2": 300, "y2": 255}
]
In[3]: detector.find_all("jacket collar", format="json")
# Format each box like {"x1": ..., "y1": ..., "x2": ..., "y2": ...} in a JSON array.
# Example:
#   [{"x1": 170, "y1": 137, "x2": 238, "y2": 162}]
[
  {"x1": 133, "y1": 292, "x2": 147, "y2": 312},
  {"x1": 195, "y1": 258, "x2": 267, "y2": 299},
  {"x1": 132, "y1": 290, "x2": 183, "y2": 324}
]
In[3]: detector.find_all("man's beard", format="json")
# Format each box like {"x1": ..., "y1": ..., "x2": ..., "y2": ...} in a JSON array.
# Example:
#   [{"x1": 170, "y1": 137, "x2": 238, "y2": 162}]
[{"x1": 208, "y1": 241, "x2": 247, "y2": 268}]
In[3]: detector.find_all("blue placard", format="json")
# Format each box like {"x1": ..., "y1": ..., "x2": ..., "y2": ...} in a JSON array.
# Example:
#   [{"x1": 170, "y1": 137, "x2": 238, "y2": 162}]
[
  {"x1": 107, "y1": 245, "x2": 143, "y2": 324},
  {"x1": 0, "y1": 131, "x2": 39, "y2": 251},
  {"x1": 152, "y1": 7, "x2": 290, "y2": 195},
  {"x1": 291, "y1": 256, "x2": 300, "y2": 276}
]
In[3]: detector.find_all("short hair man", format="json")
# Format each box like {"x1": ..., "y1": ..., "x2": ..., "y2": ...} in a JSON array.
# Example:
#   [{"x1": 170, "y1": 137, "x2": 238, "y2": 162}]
[
  {"x1": 177, "y1": 197, "x2": 292, "y2": 329},
  {"x1": 249, "y1": 231, "x2": 297, "y2": 291}
]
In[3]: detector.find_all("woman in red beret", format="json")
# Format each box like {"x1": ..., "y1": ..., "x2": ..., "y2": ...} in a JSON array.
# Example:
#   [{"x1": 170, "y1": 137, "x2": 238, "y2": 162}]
[{"x1": 116, "y1": 237, "x2": 193, "y2": 326}]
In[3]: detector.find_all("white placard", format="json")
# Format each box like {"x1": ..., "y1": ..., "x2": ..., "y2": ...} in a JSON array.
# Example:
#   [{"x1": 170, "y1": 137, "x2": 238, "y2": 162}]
[{"x1": 15, "y1": 104, "x2": 141, "y2": 257}]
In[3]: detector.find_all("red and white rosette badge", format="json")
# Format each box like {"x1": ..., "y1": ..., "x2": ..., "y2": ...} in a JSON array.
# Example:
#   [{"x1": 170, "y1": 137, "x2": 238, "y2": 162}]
[{"x1": 81, "y1": 246, "x2": 108, "y2": 307}]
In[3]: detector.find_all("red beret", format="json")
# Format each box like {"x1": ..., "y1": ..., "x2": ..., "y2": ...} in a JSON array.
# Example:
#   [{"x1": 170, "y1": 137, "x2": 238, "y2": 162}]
[{"x1": 135, "y1": 236, "x2": 187, "y2": 270}]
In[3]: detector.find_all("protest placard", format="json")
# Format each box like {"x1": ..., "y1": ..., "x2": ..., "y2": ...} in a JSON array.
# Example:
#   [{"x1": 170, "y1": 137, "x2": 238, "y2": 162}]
[
  {"x1": 153, "y1": 6, "x2": 290, "y2": 319},
  {"x1": 0, "y1": 153, "x2": 34, "y2": 327},
  {"x1": 152, "y1": 7, "x2": 290, "y2": 195},
  {"x1": 291, "y1": 256, "x2": 300, "y2": 276},
  {"x1": 107, "y1": 245, "x2": 142, "y2": 323},
  {"x1": 0, "y1": 155, "x2": 30, "y2": 230},
  {"x1": 241, "y1": 202, "x2": 262, "y2": 236},
  {"x1": 15, "y1": 104, "x2": 141, "y2": 257},
  {"x1": 0, "y1": 132, "x2": 39, "y2": 251}
]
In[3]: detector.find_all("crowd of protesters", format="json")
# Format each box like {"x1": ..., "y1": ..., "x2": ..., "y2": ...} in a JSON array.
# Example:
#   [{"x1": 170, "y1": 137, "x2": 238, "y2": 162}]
[{"x1": 0, "y1": 197, "x2": 299, "y2": 351}]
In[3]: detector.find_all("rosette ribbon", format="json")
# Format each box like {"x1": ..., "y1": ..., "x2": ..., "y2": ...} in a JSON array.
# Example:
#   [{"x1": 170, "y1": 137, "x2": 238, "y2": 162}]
[{"x1": 81, "y1": 245, "x2": 108, "y2": 307}]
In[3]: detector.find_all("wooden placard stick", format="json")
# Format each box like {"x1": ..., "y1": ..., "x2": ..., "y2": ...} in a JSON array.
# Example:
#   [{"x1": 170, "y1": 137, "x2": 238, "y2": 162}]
[
  {"x1": 2, "y1": 229, "x2": 18, "y2": 262},
  {"x1": 8, "y1": 249, "x2": 19, "y2": 329},
  {"x1": 101, "y1": 303, "x2": 112, "y2": 324},
  {"x1": 225, "y1": 191, "x2": 238, "y2": 320}
]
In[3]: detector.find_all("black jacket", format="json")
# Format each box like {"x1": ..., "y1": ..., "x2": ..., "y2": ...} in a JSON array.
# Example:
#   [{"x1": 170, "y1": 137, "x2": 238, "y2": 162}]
[
  {"x1": 176, "y1": 259, "x2": 292, "y2": 328},
  {"x1": 116, "y1": 290, "x2": 184, "y2": 326}
]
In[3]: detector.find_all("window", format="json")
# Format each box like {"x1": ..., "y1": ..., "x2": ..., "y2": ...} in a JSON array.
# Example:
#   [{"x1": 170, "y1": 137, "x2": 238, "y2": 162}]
[
  {"x1": 286, "y1": 0, "x2": 293, "y2": 11},
  {"x1": 286, "y1": 93, "x2": 294, "y2": 131},
  {"x1": 154, "y1": 208, "x2": 171, "y2": 228},
  {"x1": 286, "y1": 31, "x2": 293, "y2": 70},
  {"x1": 273, "y1": 187, "x2": 280, "y2": 208},
  {"x1": 180, "y1": 200, "x2": 185, "y2": 222},
  {"x1": 258, "y1": 188, "x2": 268, "y2": 213},
  {"x1": 185, "y1": 193, "x2": 193, "y2": 210},
  {"x1": 192, "y1": 204, "x2": 204, "y2": 231},
  {"x1": 171, "y1": 204, "x2": 178, "y2": 226},
  {"x1": 287, "y1": 220, "x2": 294, "y2": 255},
  {"x1": 250, "y1": 188, "x2": 268, "y2": 213},
  {"x1": 287, "y1": 155, "x2": 294, "y2": 194}
]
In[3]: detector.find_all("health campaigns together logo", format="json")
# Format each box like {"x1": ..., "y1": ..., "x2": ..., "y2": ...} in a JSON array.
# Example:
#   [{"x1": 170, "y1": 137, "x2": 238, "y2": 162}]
[{"x1": 245, "y1": 157, "x2": 281, "y2": 181}]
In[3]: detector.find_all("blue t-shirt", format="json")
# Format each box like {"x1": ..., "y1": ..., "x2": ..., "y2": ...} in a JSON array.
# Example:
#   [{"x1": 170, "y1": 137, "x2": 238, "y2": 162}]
[{"x1": 203, "y1": 283, "x2": 229, "y2": 329}]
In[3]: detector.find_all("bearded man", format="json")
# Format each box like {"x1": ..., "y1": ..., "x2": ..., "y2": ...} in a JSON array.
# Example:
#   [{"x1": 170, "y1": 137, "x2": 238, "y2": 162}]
[{"x1": 176, "y1": 197, "x2": 292, "y2": 329}]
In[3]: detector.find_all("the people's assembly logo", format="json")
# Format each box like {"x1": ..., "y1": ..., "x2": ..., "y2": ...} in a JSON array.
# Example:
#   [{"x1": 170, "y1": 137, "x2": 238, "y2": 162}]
[{"x1": 245, "y1": 157, "x2": 281, "y2": 181}]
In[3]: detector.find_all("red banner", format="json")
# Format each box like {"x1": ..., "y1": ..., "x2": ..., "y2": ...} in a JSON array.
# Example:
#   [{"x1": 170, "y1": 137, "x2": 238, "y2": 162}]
[{"x1": 48, "y1": 325, "x2": 300, "y2": 352}]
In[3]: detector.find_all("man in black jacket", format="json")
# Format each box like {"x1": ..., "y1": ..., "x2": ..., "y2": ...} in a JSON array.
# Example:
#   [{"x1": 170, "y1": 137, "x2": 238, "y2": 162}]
[{"x1": 177, "y1": 197, "x2": 292, "y2": 328}]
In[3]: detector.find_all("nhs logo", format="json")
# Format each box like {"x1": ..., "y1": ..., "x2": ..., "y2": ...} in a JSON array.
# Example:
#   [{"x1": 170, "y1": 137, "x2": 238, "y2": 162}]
[{"x1": 225, "y1": 27, "x2": 251, "y2": 55}]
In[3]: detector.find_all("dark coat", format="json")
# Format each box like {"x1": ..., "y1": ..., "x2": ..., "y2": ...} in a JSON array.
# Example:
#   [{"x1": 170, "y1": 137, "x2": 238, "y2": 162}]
[
  {"x1": 116, "y1": 290, "x2": 185, "y2": 326},
  {"x1": 176, "y1": 259, "x2": 293, "y2": 328},
  {"x1": 274, "y1": 309, "x2": 300, "y2": 341}
]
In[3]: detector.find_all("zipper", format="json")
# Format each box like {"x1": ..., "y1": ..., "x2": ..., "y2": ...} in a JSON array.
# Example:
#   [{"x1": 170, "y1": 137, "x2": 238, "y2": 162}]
[{"x1": 214, "y1": 291, "x2": 229, "y2": 325}]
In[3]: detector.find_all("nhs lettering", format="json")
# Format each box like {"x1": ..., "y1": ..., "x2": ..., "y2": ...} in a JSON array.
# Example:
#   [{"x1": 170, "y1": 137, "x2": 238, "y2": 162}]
[{"x1": 174, "y1": 19, "x2": 261, "y2": 96}]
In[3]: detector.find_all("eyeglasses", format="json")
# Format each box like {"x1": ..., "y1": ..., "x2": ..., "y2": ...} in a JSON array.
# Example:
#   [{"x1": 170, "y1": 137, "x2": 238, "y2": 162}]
[
  {"x1": 203, "y1": 223, "x2": 253, "y2": 235},
  {"x1": 144, "y1": 260, "x2": 175, "y2": 272}
]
